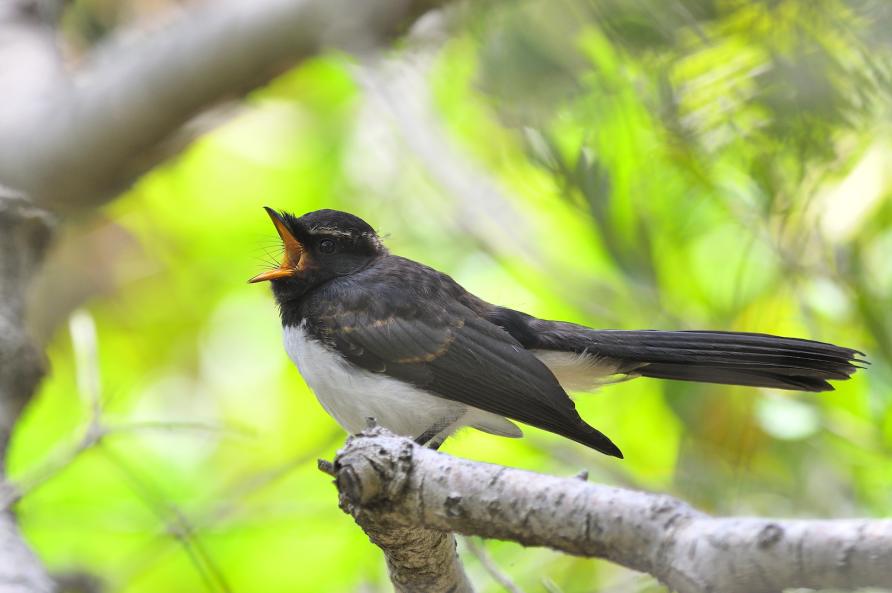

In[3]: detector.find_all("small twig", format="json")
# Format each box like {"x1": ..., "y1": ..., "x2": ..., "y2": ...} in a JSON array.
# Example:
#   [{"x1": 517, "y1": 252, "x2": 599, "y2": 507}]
[
  {"x1": 5, "y1": 419, "x2": 246, "y2": 509},
  {"x1": 98, "y1": 445, "x2": 234, "y2": 593},
  {"x1": 69, "y1": 310, "x2": 102, "y2": 417},
  {"x1": 2, "y1": 418, "x2": 105, "y2": 509},
  {"x1": 462, "y1": 537, "x2": 526, "y2": 593},
  {"x1": 317, "y1": 459, "x2": 336, "y2": 476},
  {"x1": 0, "y1": 309, "x2": 110, "y2": 508},
  {"x1": 114, "y1": 432, "x2": 341, "y2": 590},
  {"x1": 194, "y1": 430, "x2": 343, "y2": 527},
  {"x1": 103, "y1": 420, "x2": 254, "y2": 439}
]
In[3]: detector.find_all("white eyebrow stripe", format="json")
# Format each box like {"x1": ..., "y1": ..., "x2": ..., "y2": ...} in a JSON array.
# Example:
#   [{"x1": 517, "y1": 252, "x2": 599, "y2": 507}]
[
  {"x1": 305, "y1": 227, "x2": 385, "y2": 250},
  {"x1": 307, "y1": 227, "x2": 355, "y2": 238}
]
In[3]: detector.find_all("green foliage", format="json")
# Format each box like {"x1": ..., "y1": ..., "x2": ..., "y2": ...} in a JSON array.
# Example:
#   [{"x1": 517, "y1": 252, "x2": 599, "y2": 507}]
[{"x1": 11, "y1": 1, "x2": 892, "y2": 591}]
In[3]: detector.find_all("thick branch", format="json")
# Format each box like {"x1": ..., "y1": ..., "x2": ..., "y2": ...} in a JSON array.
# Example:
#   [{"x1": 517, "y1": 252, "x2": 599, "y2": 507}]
[
  {"x1": 0, "y1": 0, "x2": 444, "y2": 213},
  {"x1": 325, "y1": 443, "x2": 474, "y2": 593},
  {"x1": 331, "y1": 428, "x2": 892, "y2": 593}
]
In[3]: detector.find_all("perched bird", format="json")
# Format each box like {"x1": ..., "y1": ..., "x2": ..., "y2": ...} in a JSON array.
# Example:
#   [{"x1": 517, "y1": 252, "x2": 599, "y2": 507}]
[{"x1": 250, "y1": 207, "x2": 864, "y2": 458}]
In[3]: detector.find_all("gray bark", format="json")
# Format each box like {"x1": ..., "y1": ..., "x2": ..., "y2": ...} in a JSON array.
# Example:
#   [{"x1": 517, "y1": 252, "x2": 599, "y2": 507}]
[
  {"x1": 0, "y1": 190, "x2": 55, "y2": 593},
  {"x1": 331, "y1": 427, "x2": 892, "y2": 593},
  {"x1": 326, "y1": 441, "x2": 475, "y2": 593}
]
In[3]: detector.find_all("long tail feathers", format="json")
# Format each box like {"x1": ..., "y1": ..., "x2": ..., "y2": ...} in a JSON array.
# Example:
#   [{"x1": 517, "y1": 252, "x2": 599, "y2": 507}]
[{"x1": 584, "y1": 330, "x2": 866, "y2": 392}]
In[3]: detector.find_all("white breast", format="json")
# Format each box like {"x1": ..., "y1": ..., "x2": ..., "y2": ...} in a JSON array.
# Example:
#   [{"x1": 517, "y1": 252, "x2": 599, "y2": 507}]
[{"x1": 283, "y1": 323, "x2": 521, "y2": 441}]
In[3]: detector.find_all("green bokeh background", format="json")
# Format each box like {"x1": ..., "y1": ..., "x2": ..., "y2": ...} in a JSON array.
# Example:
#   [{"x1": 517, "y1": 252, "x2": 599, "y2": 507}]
[{"x1": 11, "y1": 1, "x2": 892, "y2": 591}]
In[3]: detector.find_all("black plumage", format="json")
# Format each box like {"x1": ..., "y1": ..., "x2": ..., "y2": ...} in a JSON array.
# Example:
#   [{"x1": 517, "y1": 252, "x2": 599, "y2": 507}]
[
  {"x1": 251, "y1": 208, "x2": 865, "y2": 458},
  {"x1": 295, "y1": 256, "x2": 622, "y2": 456},
  {"x1": 486, "y1": 308, "x2": 865, "y2": 392}
]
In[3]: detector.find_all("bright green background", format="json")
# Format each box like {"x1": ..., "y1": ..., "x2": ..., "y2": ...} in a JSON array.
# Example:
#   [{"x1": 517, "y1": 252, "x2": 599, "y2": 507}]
[{"x1": 11, "y1": 1, "x2": 892, "y2": 592}]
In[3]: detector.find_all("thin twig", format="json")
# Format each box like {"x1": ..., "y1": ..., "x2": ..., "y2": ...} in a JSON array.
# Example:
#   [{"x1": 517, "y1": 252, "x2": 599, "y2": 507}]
[
  {"x1": 540, "y1": 577, "x2": 565, "y2": 593},
  {"x1": 462, "y1": 537, "x2": 526, "y2": 593},
  {"x1": 103, "y1": 420, "x2": 254, "y2": 439},
  {"x1": 113, "y1": 432, "x2": 342, "y2": 590},
  {"x1": 98, "y1": 445, "x2": 234, "y2": 593},
  {"x1": 4, "y1": 419, "x2": 248, "y2": 510},
  {"x1": 196, "y1": 429, "x2": 342, "y2": 527},
  {"x1": 2, "y1": 420, "x2": 104, "y2": 509}
]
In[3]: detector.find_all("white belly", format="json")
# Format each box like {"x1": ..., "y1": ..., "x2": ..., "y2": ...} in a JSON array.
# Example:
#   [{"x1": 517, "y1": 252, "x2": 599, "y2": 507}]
[{"x1": 283, "y1": 323, "x2": 520, "y2": 440}]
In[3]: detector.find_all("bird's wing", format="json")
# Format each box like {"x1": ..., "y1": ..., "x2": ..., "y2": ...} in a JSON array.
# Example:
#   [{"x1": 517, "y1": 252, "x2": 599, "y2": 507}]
[{"x1": 307, "y1": 286, "x2": 622, "y2": 456}]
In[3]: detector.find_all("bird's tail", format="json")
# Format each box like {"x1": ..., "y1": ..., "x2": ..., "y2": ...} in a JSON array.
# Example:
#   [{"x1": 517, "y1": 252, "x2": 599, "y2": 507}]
[{"x1": 583, "y1": 330, "x2": 865, "y2": 392}]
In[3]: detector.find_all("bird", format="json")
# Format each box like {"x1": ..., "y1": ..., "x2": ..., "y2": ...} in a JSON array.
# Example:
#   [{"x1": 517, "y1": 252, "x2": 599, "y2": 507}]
[{"x1": 249, "y1": 207, "x2": 865, "y2": 458}]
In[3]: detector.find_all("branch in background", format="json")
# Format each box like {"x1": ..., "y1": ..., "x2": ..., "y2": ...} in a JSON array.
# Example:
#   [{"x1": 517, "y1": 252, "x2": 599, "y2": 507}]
[
  {"x1": 355, "y1": 53, "x2": 540, "y2": 264},
  {"x1": 0, "y1": 188, "x2": 56, "y2": 593},
  {"x1": 26, "y1": 218, "x2": 146, "y2": 346},
  {"x1": 329, "y1": 427, "x2": 892, "y2": 593},
  {"x1": 0, "y1": 0, "x2": 446, "y2": 213},
  {"x1": 462, "y1": 536, "x2": 526, "y2": 593}
]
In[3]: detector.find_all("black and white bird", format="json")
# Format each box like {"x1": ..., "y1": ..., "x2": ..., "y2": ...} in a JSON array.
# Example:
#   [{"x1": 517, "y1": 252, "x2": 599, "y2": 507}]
[{"x1": 250, "y1": 207, "x2": 864, "y2": 458}]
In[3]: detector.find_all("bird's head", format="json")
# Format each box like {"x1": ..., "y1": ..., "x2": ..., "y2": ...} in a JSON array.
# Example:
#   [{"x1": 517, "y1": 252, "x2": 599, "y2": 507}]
[{"x1": 249, "y1": 207, "x2": 386, "y2": 300}]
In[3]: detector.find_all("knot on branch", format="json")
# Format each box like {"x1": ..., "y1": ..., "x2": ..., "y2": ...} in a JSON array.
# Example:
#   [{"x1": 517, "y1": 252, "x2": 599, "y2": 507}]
[
  {"x1": 333, "y1": 426, "x2": 415, "y2": 514},
  {"x1": 325, "y1": 429, "x2": 474, "y2": 593},
  {"x1": 0, "y1": 188, "x2": 55, "y2": 266},
  {"x1": 0, "y1": 188, "x2": 56, "y2": 312}
]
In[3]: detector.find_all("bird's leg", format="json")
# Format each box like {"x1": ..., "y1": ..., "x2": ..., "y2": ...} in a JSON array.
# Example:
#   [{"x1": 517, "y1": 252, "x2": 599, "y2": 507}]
[
  {"x1": 414, "y1": 410, "x2": 463, "y2": 449},
  {"x1": 426, "y1": 437, "x2": 446, "y2": 451}
]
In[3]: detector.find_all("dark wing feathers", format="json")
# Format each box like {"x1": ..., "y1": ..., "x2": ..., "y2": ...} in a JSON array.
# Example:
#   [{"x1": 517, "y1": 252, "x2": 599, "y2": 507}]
[{"x1": 306, "y1": 284, "x2": 623, "y2": 457}]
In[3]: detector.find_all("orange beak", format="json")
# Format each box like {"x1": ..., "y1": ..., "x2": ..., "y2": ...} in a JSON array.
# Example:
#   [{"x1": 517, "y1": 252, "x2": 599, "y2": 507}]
[{"x1": 248, "y1": 207, "x2": 305, "y2": 283}]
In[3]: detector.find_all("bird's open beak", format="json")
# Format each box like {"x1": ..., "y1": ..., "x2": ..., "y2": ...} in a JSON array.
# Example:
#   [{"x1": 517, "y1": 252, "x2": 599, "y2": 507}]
[{"x1": 248, "y1": 207, "x2": 305, "y2": 283}]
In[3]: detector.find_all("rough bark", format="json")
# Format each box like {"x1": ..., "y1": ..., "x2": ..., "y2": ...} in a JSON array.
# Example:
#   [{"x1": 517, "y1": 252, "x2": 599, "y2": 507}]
[
  {"x1": 330, "y1": 427, "x2": 892, "y2": 593},
  {"x1": 326, "y1": 440, "x2": 475, "y2": 593},
  {"x1": 0, "y1": 189, "x2": 55, "y2": 593}
]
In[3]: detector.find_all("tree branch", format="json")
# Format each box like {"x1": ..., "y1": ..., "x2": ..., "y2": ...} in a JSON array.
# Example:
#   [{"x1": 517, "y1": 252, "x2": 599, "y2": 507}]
[
  {"x1": 328, "y1": 439, "x2": 474, "y2": 593},
  {"x1": 329, "y1": 427, "x2": 892, "y2": 593},
  {"x1": 0, "y1": 188, "x2": 56, "y2": 593},
  {"x1": 0, "y1": 0, "x2": 446, "y2": 213}
]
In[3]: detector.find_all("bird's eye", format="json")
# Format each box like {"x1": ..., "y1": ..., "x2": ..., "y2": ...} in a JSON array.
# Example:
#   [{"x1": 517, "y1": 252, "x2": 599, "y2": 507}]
[{"x1": 319, "y1": 239, "x2": 337, "y2": 254}]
